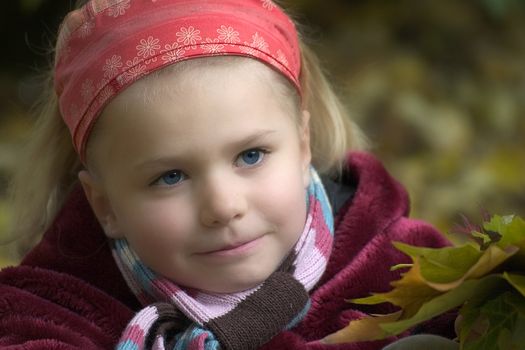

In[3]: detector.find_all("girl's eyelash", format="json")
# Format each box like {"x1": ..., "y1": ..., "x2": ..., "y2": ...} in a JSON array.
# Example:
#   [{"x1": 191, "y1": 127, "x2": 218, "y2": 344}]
[
  {"x1": 235, "y1": 147, "x2": 270, "y2": 167},
  {"x1": 243, "y1": 147, "x2": 270, "y2": 155},
  {"x1": 150, "y1": 169, "x2": 187, "y2": 187}
]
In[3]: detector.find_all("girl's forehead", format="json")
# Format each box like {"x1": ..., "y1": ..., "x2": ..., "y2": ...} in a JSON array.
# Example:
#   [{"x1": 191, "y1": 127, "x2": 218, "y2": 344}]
[{"x1": 110, "y1": 57, "x2": 297, "y2": 112}]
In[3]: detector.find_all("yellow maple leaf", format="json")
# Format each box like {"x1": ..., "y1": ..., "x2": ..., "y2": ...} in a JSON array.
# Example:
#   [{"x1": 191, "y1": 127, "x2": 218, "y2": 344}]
[{"x1": 321, "y1": 311, "x2": 402, "y2": 344}]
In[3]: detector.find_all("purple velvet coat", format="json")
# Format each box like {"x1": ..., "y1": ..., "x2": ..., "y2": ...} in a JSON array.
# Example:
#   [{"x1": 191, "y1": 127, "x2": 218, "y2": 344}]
[{"x1": 0, "y1": 152, "x2": 453, "y2": 349}]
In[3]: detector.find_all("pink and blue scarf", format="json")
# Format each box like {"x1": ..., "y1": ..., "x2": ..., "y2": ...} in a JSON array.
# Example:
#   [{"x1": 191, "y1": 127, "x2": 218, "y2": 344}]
[{"x1": 112, "y1": 168, "x2": 334, "y2": 350}]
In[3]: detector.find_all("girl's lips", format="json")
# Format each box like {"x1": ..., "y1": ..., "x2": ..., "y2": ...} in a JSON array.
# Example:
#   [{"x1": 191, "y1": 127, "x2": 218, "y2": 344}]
[{"x1": 197, "y1": 236, "x2": 263, "y2": 258}]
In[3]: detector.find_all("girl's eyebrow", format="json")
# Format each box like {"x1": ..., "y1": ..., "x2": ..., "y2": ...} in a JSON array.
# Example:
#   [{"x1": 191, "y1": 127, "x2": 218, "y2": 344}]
[
  {"x1": 230, "y1": 129, "x2": 277, "y2": 149},
  {"x1": 135, "y1": 129, "x2": 277, "y2": 169}
]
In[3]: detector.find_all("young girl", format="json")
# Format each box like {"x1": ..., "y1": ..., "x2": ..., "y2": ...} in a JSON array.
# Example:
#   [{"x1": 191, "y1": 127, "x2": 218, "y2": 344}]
[{"x1": 0, "y1": 0, "x2": 456, "y2": 349}]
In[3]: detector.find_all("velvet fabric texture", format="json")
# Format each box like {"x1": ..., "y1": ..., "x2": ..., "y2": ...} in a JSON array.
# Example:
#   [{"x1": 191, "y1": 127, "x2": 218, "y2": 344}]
[{"x1": 0, "y1": 152, "x2": 454, "y2": 349}]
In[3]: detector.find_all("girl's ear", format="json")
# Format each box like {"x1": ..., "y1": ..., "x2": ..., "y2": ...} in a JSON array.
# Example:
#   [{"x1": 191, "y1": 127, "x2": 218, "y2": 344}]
[
  {"x1": 300, "y1": 110, "x2": 312, "y2": 188},
  {"x1": 78, "y1": 170, "x2": 123, "y2": 238}
]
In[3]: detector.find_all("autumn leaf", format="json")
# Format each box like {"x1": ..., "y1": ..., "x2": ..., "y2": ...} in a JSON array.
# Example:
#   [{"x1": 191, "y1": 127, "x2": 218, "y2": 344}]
[
  {"x1": 327, "y1": 275, "x2": 505, "y2": 343},
  {"x1": 350, "y1": 242, "x2": 516, "y2": 315},
  {"x1": 393, "y1": 242, "x2": 482, "y2": 284},
  {"x1": 333, "y1": 214, "x2": 525, "y2": 348},
  {"x1": 380, "y1": 275, "x2": 504, "y2": 336},
  {"x1": 392, "y1": 241, "x2": 518, "y2": 292},
  {"x1": 425, "y1": 244, "x2": 518, "y2": 291},
  {"x1": 321, "y1": 311, "x2": 402, "y2": 344},
  {"x1": 351, "y1": 259, "x2": 441, "y2": 318}
]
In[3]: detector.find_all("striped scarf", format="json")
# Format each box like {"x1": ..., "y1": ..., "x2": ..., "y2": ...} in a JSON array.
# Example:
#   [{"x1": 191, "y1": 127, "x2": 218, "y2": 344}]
[{"x1": 112, "y1": 168, "x2": 334, "y2": 350}]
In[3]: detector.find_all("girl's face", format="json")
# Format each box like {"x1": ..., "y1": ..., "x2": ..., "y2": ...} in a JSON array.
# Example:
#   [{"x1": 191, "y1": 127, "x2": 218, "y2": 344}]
[{"x1": 80, "y1": 59, "x2": 311, "y2": 293}]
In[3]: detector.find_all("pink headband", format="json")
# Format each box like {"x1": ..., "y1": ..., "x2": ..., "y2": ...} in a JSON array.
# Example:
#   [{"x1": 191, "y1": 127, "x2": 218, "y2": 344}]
[{"x1": 54, "y1": 0, "x2": 301, "y2": 161}]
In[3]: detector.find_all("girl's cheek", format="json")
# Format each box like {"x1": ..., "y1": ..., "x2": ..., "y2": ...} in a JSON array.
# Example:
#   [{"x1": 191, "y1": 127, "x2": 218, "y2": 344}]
[
  {"x1": 257, "y1": 176, "x2": 306, "y2": 228},
  {"x1": 123, "y1": 202, "x2": 194, "y2": 239}
]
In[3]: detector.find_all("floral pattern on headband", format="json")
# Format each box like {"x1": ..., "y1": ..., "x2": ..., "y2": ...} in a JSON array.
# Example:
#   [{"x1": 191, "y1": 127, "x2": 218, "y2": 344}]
[{"x1": 76, "y1": 26, "x2": 287, "y2": 116}]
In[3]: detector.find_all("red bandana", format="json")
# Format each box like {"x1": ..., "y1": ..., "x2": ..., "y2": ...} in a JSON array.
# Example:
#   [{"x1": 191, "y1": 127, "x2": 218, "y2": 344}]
[{"x1": 54, "y1": 0, "x2": 301, "y2": 161}]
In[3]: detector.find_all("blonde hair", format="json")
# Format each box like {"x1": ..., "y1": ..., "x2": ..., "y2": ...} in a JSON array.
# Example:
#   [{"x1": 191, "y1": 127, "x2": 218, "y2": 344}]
[
  {"x1": 299, "y1": 42, "x2": 367, "y2": 173},
  {"x1": 7, "y1": 73, "x2": 82, "y2": 258},
  {"x1": 7, "y1": 8, "x2": 366, "y2": 259}
]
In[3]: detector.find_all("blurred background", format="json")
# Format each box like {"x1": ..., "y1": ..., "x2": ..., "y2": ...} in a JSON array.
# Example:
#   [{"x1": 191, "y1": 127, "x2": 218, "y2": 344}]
[{"x1": 1, "y1": 0, "x2": 524, "y2": 266}]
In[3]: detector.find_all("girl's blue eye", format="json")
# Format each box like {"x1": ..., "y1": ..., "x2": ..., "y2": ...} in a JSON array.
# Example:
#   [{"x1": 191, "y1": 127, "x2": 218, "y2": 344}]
[
  {"x1": 155, "y1": 170, "x2": 186, "y2": 186},
  {"x1": 237, "y1": 149, "x2": 265, "y2": 167}
]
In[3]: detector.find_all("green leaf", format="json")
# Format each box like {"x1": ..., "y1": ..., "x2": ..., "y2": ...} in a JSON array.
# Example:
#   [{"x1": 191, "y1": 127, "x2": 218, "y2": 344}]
[
  {"x1": 484, "y1": 215, "x2": 525, "y2": 249},
  {"x1": 503, "y1": 272, "x2": 525, "y2": 297},
  {"x1": 380, "y1": 275, "x2": 504, "y2": 335},
  {"x1": 393, "y1": 242, "x2": 482, "y2": 284},
  {"x1": 392, "y1": 241, "x2": 517, "y2": 292},
  {"x1": 458, "y1": 298, "x2": 486, "y2": 347},
  {"x1": 426, "y1": 244, "x2": 518, "y2": 291},
  {"x1": 500, "y1": 314, "x2": 525, "y2": 350},
  {"x1": 462, "y1": 292, "x2": 525, "y2": 350},
  {"x1": 504, "y1": 290, "x2": 525, "y2": 316}
]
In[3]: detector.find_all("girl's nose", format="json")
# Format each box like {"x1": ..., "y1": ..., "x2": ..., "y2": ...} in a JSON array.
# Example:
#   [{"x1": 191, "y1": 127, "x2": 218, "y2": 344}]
[{"x1": 199, "y1": 175, "x2": 247, "y2": 227}]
